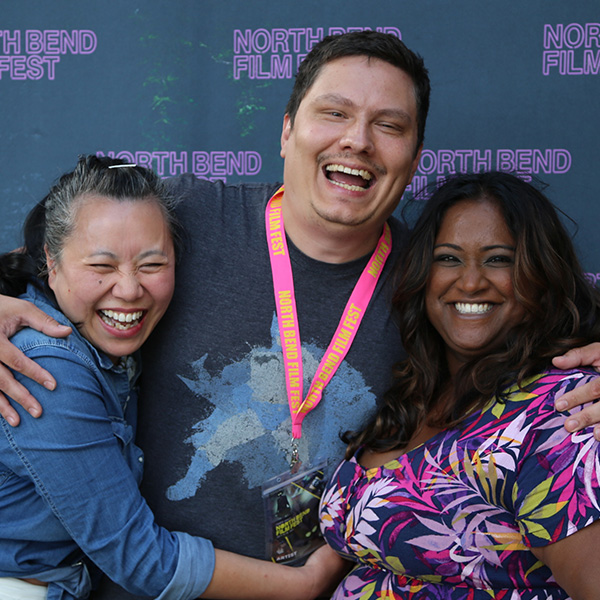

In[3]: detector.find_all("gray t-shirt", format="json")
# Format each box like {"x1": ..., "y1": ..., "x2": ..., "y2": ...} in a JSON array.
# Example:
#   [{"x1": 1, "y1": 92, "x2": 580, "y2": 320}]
[{"x1": 93, "y1": 176, "x2": 407, "y2": 599}]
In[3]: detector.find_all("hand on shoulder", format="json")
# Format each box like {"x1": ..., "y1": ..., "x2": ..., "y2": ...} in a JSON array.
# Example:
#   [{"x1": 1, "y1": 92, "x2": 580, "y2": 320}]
[{"x1": 0, "y1": 294, "x2": 71, "y2": 425}]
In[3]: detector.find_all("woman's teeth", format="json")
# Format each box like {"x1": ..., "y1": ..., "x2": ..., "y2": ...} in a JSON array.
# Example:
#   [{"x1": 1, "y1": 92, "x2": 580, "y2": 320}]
[
  {"x1": 454, "y1": 303, "x2": 492, "y2": 315},
  {"x1": 99, "y1": 310, "x2": 143, "y2": 330}
]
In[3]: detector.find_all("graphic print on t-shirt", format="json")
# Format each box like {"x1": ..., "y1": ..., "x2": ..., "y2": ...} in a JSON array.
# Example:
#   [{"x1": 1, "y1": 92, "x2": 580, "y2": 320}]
[{"x1": 166, "y1": 316, "x2": 376, "y2": 500}]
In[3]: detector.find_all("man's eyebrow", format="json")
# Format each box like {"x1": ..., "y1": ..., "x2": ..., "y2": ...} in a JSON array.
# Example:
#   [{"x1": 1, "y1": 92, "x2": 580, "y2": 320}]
[{"x1": 311, "y1": 93, "x2": 354, "y2": 107}]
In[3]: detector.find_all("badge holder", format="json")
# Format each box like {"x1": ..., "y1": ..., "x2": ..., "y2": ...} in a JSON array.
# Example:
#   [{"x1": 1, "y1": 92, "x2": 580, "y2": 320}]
[{"x1": 262, "y1": 456, "x2": 328, "y2": 565}]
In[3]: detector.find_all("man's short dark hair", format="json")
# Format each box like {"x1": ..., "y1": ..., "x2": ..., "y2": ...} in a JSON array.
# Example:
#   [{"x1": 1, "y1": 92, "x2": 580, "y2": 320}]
[{"x1": 285, "y1": 31, "x2": 431, "y2": 150}]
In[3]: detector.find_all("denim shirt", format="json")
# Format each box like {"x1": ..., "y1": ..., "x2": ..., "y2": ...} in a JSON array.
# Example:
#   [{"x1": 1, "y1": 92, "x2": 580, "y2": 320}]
[{"x1": 0, "y1": 284, "x2": 214, "y2": 600}]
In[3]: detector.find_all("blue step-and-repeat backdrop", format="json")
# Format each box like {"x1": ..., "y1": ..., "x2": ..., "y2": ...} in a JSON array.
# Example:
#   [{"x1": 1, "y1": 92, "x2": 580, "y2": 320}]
[{"x1": 1, "y1": 1, "x2": 599, "y2": 277}]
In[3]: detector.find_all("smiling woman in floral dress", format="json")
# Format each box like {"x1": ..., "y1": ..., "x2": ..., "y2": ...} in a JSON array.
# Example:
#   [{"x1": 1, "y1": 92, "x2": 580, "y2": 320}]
[{"x1": 320, "y1": 171, "x2": 600, "y2": 600}]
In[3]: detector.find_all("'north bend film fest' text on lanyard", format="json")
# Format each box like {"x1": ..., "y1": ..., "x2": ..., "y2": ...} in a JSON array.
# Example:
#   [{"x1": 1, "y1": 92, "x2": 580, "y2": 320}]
[{"x1": 265, "y1": 186, "x2": 392, "y2": 464}]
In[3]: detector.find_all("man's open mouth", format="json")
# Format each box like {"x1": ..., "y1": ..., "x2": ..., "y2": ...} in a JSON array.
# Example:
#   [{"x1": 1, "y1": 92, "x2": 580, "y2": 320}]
[{"x1": 325, "y1": 164, "x2": 374, "y2": 191}]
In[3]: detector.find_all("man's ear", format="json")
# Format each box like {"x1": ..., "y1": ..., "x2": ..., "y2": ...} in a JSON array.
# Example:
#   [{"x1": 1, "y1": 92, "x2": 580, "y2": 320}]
[{"x1": 280, "y1": 113, "x2": 292, "y2": 159}]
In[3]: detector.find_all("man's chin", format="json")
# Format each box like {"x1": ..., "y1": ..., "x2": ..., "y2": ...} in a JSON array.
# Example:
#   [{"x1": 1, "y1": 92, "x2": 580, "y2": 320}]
[{"x1": 312, "y1": 202, "x2": 377, "y2": 230}]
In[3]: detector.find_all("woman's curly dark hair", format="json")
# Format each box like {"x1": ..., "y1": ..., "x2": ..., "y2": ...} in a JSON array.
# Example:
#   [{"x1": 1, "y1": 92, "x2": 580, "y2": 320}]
[{"x1": 345, "y1": 171, "x2": 600, "y2": 457}]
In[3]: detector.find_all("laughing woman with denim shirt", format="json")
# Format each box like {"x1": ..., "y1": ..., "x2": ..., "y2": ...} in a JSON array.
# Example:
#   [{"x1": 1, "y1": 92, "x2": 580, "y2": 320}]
[{"x1": 0, "y1": 156, "x2": 343, "y2": 600}]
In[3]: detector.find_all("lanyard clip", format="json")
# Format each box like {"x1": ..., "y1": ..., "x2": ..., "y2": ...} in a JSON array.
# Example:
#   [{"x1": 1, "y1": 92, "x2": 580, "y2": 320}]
[{"x1": 289, "y1": 438, "x2": 300, "y2": 473}]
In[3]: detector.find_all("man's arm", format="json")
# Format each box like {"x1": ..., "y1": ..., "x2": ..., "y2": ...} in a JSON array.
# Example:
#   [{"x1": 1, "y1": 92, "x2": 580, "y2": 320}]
[
  {"x1": 553, "y1": 344, "x2": 600, "y2": 439},
  {"x1": 552, "y1": 342, "x2": 600, "y2": 441},
  {"x1": 0, "y1": 294, "x2": 71, "y2": 425},
  {"x1": 203, "y1": 544, "x2": 347, "y2": 599}
]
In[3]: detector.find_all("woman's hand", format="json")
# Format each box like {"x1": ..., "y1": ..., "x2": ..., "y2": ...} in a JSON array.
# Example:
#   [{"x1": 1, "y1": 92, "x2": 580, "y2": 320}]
[
  {"x1": 553, "y1": 343, "x2": 600, "y2": 440},
  {"x1": 0, "y1": 295, "x2": 71, "y2": 425}
]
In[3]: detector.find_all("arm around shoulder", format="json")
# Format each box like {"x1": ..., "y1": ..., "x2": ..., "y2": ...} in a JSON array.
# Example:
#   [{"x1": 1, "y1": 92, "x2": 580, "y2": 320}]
[{"x1": 0, "y1": 294, "x2": 71, "y2": 425}]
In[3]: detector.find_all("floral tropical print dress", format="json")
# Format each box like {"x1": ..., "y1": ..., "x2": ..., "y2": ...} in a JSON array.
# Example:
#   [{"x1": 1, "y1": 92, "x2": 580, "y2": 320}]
[{"x1": 319, "y1": 369, "x2": 600, "y2": 599}]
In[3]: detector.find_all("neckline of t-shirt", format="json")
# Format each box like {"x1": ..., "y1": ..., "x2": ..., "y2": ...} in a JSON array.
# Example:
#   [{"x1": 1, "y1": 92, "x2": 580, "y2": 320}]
[{"x1": 286, "y1": 233, "x2": 376, "y2": 278}]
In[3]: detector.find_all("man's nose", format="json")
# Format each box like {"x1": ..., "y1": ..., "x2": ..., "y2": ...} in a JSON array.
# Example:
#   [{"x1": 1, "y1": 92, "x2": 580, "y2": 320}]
[{"x1": 339, "y1": 119, "x2": 374, "y2": 154}]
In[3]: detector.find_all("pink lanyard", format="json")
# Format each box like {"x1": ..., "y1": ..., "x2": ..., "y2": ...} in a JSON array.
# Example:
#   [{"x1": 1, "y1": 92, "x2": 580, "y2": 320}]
[{"x1": 265, "y1": 186, "x2": 392, "y2": 443}]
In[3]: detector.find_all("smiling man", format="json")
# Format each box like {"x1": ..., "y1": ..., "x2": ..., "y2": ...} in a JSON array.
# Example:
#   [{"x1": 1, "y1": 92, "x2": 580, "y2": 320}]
[{"x1": 280, "y1": 54, "x2": 423, "y2": 263}]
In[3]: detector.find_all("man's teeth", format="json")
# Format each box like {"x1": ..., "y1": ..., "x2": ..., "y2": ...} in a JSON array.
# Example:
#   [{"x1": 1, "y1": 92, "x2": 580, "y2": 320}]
[
  {"x1": 100, "y1": 310, "x2": 143, "y2": 330},
  {"x1": 325, "y1": 164, "x2": 372, "y2": 191},
  {"x1": 332, "y1": 181, "x2": 363, "y2": 191},
  {"x1": 454, "y1": 303, "x2": 492, "y2": 315},
  {"x1": 326, "y1": 164, "x2": 373, "y2": 180}
]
